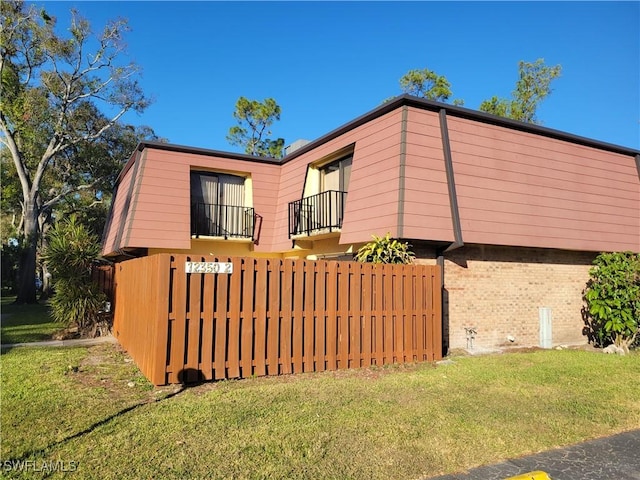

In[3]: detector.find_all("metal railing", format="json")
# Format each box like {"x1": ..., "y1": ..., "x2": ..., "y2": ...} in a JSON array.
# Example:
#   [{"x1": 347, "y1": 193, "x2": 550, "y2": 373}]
[
  {"x1": 191, "y1": 203, "x2": 255, "y2": 239},
  {"x1": 288, "y1": 190, "x2": 347, "y2": 237}
]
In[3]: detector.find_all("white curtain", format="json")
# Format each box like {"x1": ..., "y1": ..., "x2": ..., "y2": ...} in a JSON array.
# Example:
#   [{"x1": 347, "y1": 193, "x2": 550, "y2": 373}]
[
  {"x1": 218, "y1": 174, "x2": 244, "y2": 206},
  {"x1": 191, "y1": 172, "x2": 247, "y2": 236}
]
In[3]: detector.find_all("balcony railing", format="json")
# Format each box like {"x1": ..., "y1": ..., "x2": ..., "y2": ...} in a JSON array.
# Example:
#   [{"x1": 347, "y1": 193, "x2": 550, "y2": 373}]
[
  {"x1": 288, "y1": 190, "x2": 347, "y2": 237},
  {"x1": 191, "y1": 203, "x2": 255, "y2": 239}
]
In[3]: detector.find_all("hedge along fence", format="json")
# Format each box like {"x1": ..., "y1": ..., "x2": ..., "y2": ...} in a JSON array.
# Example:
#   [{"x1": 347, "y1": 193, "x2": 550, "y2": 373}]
[{"x1": 112, "y1": 254, "x2": 442, "y2": 385}]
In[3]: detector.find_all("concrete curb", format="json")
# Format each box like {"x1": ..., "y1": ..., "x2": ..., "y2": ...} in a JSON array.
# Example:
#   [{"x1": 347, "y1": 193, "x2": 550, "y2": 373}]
[{"x1": 1, "y1": 335, "x2": 117, "y2": 349}]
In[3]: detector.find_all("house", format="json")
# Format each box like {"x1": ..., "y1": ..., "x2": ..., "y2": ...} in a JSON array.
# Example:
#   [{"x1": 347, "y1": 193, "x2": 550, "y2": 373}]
[{"x1": 101, "y1": 95, "x2": 640, "y2": 352}]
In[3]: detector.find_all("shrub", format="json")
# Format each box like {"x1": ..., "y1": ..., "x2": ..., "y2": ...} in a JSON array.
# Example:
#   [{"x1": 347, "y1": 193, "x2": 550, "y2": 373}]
[
  {"x1": 42, "y1": 216, "x2": 106, "y2": 334},
  {"x1": 355, "y1": 233, "x2": 416, "y2": 264},
  {"x1": 584, "y1": 252, "x2": 640, "y2": 353}
]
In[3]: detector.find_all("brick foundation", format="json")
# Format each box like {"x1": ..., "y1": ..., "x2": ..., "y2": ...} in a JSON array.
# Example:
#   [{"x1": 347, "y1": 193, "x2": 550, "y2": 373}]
[{"x1": 417, "y1": 244, "x2": 596, "y2": 351}]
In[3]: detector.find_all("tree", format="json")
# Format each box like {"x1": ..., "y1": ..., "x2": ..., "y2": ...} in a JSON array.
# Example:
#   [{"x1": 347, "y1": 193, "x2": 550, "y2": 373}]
[
  {"x1": 1, "y1": 121, "x2": 162, "y2": 298},
  {"x1": 0, "y1": 1, "x2": 150, "y2": 303},
  {"x1": 479, "y1": 59, "x2": 562, "y2": 124},
  {"x1": 399, "y1": 68, "x2": 464, "y2": 105},
  {"x1": 355, "y1": 233, "x2": 416, "y2": 265},
  {"x1": 42, "y1": 215, "x2": 107, "y2": 337},
  {"x1": 227, "y1": 97, "x2": 284, "y2": 158},
  {"x1": 584, "y1": 252, "x2": 640, "y2": 353}
]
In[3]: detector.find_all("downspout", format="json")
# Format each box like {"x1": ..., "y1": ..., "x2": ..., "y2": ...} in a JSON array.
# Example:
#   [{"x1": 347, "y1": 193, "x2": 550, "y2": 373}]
[{"x1": 437, "y1": 108, "x2": 464, "y2": 355}]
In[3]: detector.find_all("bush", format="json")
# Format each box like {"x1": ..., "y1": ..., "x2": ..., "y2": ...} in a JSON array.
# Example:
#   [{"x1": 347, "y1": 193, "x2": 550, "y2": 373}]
[
  {"x1": 584, "y1": 252, "x2": 640, "y2": 353},
  {"x1": 355, "y1": 233, "x2": 416, "y2": 264},
  {"x1": 42, "y1": 216, "x2": 107, "y2": 335}
]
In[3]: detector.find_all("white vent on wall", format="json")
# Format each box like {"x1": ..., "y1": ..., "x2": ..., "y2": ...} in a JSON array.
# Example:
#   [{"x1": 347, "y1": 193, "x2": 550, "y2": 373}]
[
  {"x1": 284, "y1": 139, "x2": 311, "y2": 156},
  {"x1": 539, "y1": 307, "x2": 553, "y2": 348}
]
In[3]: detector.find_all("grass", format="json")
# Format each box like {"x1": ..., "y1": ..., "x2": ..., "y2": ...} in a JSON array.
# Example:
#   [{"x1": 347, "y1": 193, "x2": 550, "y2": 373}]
[
  {"x1": 0, "y1": 296, "x2": 66, "y2": 344},
  {"x1": 1, "y1": 344, "x2": 639, "y2": 479}
]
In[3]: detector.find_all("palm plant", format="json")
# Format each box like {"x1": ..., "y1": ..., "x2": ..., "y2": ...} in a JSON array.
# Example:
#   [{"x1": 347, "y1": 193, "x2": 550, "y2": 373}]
[
  {"x1": 355, "y1": 233, "x2": 416, "y2": 264},
  {"x1": 42, "y1": 216, "x2": 106, "y2": 333}
]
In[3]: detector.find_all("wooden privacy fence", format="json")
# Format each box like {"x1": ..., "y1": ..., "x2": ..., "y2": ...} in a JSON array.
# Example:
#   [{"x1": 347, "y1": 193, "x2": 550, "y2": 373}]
[
  {"x1": 113, "y1": 254, "x2": 442, "y2": 385},
  {"x1": 91, "y1": 264, "x2": 115, "y2": 302}
]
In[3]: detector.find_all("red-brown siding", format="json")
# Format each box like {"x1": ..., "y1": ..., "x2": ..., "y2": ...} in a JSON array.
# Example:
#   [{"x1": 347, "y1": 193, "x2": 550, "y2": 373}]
[
  {"x1": 402, "y1": 107, "x2": 455, "y2": 242},
  {"x1": 447, "y1": 116, "x2": 639, "y2": 252},
  {"x1": 102, "y1": 148, "x2": 281, "y2": 255},
  {"x1": 103, "y1": 98, "x2": 639, "y2": 259},
  {"x1": 102, "y1": 163, "x2": 134, "y2": 255},
  {"x1": 273, "y1": 109, "x2": 405, "y2": 250}
]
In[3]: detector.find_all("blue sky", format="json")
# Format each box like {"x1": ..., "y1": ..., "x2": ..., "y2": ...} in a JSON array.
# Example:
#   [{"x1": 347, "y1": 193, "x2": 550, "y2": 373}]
[{"x1": 41, "y1": 1, "x2": 639, "y2": 151}]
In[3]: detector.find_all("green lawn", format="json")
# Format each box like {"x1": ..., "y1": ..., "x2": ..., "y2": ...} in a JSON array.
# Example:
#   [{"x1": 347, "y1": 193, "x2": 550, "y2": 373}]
[
  {"x1": 1, "y1": 344, "x2": 639, "y2": 479},
  {"x1": 0, "y1": 296, "x2": 65, "y2": 344}
]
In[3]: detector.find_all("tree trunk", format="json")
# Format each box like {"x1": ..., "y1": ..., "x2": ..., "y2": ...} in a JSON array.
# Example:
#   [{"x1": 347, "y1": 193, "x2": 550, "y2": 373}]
[
  {"x1": 40, "y1": 263, "x2": 53, "y2": 301},
  {"x1": 14, "y1": 200, "x2": 38, "y2": 304},
  {"x1": 38, "y1": 213, "x2": 53, "y2": 300}
]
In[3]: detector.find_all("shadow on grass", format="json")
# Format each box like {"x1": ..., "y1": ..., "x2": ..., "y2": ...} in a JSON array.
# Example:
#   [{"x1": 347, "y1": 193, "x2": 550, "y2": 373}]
[
  {"x1": 1, "y1": 301, "x2": 65, "y2": 346},
  {"x1": 5, "y1": 369, "x2": 202, "y2": 472}
]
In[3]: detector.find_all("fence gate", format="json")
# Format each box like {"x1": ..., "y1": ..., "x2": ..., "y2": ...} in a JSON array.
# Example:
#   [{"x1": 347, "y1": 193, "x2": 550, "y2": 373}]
[{"x1": 112, "y1": 254, "x2": 442, "y2": 385}]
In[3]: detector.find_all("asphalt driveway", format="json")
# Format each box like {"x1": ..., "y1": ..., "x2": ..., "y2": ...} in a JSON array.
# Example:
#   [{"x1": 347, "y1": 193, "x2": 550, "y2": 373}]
[{"x1": 427, "y1": 428, "x2": 640, "y2": 480}]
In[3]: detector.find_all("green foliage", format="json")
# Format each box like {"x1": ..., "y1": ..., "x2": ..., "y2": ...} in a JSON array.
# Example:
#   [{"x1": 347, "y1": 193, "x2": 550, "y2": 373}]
[
  {"x1": 0, "y1": 296, "x2": 66, "y2": 343},
  {"x1": 480, "y1": 58, "x2": 562, "y2": 124},
  {"x1": 1, "y1": 241, "x2": 23, "y2": 294},
  {"x1": 399, "y1": 68, "x2": 464, "y2": 105},
  {"x1": 355, "y1": 233, "x2": 416, "y2": 264},
  {"x1": 227, "y1": 96, "x2": 285, "y2": 158},
  {"x1": 48, "y1": 279, "x2": 106, "y2": 330},
  {"x1": 584, "y1": 252, "x2": 640, "y2": 352},
  {"x1": 1, "y1": 1, "x2": 150, "y2": 303},
  {"x1": 42, "y1": 216, "x2": 106, "y2": 330}
]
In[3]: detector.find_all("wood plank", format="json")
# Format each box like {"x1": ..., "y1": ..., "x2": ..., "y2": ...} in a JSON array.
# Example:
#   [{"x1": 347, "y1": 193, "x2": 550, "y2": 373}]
[
  {"x1": 394, "y1": 265, "x2": 404, "y2": 363},
  {"x1": 403, "y1": 265, "x2": 414, "y2": 363},
  {"x1": 303, "y1": 260, "x2": 315, "y2": 372},
  {"x1": 338, "y1": 262, "x2": 349, "y2": 369},
  {"x1": 315, "y1": 261, "x2": 326, "y2": 372},
  {"x1": 374, "y1": 264, "x2": 384, "y2": 366},
  {"x1": 415, "y1": 267, "x2": 426, "y2": 362},
  {"x1": 168, "y1": 255, "x2": 188, "y2": 384},
  {"x1": 241, "y1": 258, "x2": 255, "y2": 378},
  {"x1": 254, "y1": 258, "x2": 268, "y2": 377},
  {"x1": 227, "y1": 257, "x2": 242, "y2": 378},
  {"x1": 351, "y1": 262, "x2": 362, "y2": 368},
  {"x1": 200, "y1": 259, "x2": 215, "y2": 380},
  {"x1": 292, "y1": 260, "x2": 304, "y2": 374},
  {"x1": 325, "y1": 262, "x2": 338, "y2": 371},
  {"x1": 213, "y1": 258, "x2": 229, "y2": 380},
  {"x1": 186, "y1": 256, "x2": 203, "y2": 383},
  {"x1": 280, "y1": 260, "x2": 293, "y2": 374},
  {"x1": 383, "y1": 264, "x2": 394, "y2": 365},
  {"x1": 266, "y1": 259, "x2": 280, "y2": 376},
  {"x1": 361, "y1": 262, "x2": 373, "y2": 367}
]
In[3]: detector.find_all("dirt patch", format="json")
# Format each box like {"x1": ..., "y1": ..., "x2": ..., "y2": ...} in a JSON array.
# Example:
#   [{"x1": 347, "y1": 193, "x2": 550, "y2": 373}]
[{"x1": 69, "y1": 344, "x2": 160, "y2": 403}]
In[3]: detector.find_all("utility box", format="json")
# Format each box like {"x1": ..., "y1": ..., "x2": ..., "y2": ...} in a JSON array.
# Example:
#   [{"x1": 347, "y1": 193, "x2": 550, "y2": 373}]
[{"x1": 539, "y1": 307, "x2": 553, "y2": 349}]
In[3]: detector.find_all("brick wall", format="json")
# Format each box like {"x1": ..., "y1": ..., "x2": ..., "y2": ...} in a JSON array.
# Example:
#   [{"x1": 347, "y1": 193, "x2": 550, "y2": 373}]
[{"x1": 417, "y1": 244, "x2": 596, "y2": 351}]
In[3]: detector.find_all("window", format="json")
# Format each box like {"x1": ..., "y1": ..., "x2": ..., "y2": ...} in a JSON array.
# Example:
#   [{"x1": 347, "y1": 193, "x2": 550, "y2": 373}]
[
  {"x1": 320, "y1": 155, "x2": 352, "y2": 192},
  {"x1": 190, "y1": 171, "x2": 253, "y2": 238}
]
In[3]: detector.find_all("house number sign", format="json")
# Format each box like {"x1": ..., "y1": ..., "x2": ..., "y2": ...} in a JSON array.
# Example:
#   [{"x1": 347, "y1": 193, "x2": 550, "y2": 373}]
[{"x1": 185, "y1": 262, "x2": 233, "y2": 274}]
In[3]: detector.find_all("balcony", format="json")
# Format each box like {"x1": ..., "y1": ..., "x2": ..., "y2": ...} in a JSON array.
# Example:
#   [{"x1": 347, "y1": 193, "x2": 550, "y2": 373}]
[
  {"x1": 191, "y1": 203, "x2": 255, "y2": 239},
  {"x1": 288, "y1": 190, "x2": 347, "y2": 238}
]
